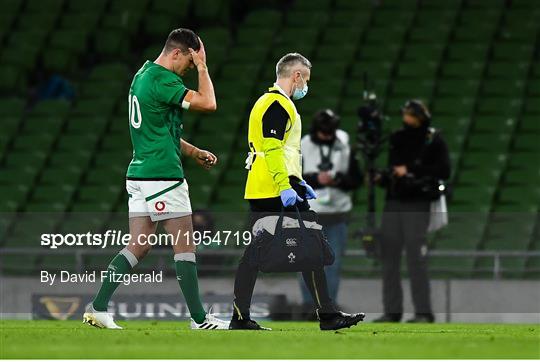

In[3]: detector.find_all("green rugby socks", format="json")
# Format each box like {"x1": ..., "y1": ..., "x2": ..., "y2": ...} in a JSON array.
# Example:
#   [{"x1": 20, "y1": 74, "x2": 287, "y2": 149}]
[
  {"x1": 175, "y1": 253, "x2": 206, "y2": 324},
  {"x1": 92, "y1": 248, "x2": 138, "y2": 311}
]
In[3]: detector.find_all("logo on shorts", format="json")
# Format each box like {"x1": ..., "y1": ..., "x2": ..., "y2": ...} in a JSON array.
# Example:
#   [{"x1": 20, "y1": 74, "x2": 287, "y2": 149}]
[{"x1": 155, "y1": 201, "x2": 166, "y2": 211}]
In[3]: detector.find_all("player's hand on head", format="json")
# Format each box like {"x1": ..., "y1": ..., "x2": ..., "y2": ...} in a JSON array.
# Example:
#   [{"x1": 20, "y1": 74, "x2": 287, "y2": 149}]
[
  {"x1": 197, "y1": 37, "x2": 206, "y2": 64},
  {"x1": 194, "y1": 148, "x2": 217, "y2": 170},
  {"x1": 189, "y1": 37, "x2": 206, "y2": 69}
]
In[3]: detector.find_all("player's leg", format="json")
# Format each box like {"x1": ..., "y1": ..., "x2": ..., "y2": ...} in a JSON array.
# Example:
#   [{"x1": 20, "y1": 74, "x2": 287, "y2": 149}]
[
  {"x1": 84, "y1": 216, "x2": 156, "y2": 328},
  {"x1": 163, "y1": 215, "x2": 229, "y2": 329}
]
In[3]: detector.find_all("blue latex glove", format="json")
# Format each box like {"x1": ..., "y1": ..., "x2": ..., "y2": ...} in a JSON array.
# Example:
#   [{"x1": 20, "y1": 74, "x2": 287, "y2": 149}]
[
  {"x1": 299, "y1": 180, "x2": 317, "y2": 200},
  {"x1": 280, "y1": 188, "x2": 304, "y2": 207}
]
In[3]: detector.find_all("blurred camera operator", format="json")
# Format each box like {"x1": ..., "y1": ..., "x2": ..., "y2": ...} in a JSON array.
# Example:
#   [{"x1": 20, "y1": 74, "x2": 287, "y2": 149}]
[
  {"x1": 299, "y1": 109, "x2": 362, "y2": 307},
  {"x1": 374, "y1": 100, "x2": 450, "y2": 323}
]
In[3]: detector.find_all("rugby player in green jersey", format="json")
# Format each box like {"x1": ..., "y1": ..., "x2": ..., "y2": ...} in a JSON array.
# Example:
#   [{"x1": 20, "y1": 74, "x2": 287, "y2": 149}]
[{"x1": 83, "y1": 28, "x2": 229, "y2": 330}]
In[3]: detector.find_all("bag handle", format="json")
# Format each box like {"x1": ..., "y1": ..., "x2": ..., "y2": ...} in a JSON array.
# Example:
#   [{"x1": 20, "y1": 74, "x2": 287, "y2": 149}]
[{"x1": 275, "y1": 205, "x2": 308, "y2": 238}]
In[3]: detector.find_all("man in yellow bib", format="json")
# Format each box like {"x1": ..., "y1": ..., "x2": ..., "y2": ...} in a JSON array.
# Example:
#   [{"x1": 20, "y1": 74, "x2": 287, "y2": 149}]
[{"x1": 230, "y1": 53, "x2": 365, "y2": 331}]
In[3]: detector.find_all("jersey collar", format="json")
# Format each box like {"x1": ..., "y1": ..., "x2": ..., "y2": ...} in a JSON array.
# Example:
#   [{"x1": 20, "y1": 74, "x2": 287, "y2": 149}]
[{"x1": 272, "y1": 82, "x2": 291, "y2": 101}]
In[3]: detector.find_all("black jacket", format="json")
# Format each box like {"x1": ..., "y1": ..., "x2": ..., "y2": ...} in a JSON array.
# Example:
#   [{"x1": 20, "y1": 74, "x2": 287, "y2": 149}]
[{"x1": 382, "y1": 124, "x2": 451, "y2": 201}]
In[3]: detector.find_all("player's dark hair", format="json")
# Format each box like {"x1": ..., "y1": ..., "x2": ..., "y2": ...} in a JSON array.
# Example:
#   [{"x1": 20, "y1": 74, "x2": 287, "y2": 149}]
[{"x1": 163, "y1": 28, "x2": 200, "y2": 54}]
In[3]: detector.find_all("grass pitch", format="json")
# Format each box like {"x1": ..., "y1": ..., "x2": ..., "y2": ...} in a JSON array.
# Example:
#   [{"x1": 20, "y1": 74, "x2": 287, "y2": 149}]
[{"x1": 0, "y1": 320, "x2": 539, "y2": 359}]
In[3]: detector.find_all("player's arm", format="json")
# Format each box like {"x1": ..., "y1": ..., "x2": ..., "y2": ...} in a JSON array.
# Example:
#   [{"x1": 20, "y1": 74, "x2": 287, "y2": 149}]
[
  {"x1": 180, "y1": 138, "x2": 218, "y2": 170},
  {"x1": 184, "y1": 39, "x2": 216, "y2": 112},
  {"x1": 261, "y1": 101, "x2": 291, "y2": 193}
]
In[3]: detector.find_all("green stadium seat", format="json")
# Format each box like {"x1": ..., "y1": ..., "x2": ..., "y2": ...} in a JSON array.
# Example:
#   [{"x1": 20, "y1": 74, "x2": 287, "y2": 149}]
[
  {"x1": 372, "y1": 9, "x2": 414, "y2": 26},
  {"x1": 364, "y1": 26, "x2": 406, "y2": 44},
  {"x1": 508, "y1": 152, "x2": 539, "y2": 171},
  {"x1": 409, "y1": 24, "x2": 451, "y2": 42},
  {"x1": 467, "y1": 133, "x2": 511, "y2": 152},
  {"x1": 56, "y1": 133, "x2": 99, "y2": 152},
  {"x1": 285, "y1": 10, "x2": 329, "y2": 27},
  {"x1": 89, "y1": 63, "x2": 130, "y2": 82},
  {"x1": 29, "y1": 184, "x2": 76, "y2": 209},
  {"x1": 60, "y1": 12, "x2": 101, "y2": 31},
  {"x1": 519, "y1": 115, "x2": 540, "y2": 133},
  {"x1": 109, "y1": 0, "x2": 150, "y2": 13},
  {"x1": 64, "y1": 116, "x2": 109, "y2": 134},
  {"x1": 472, "y1": 116, "x2": 516, "y2": 133},
  {"x1": 193, "y1": 0, "x2": 229, "y2": 25},
  {"x1": 357, "y1": 43, "x2": 400, "y2": 62},
  {"x1": 492, "y1": 43, "x2": 534, "y2": 61},
  {"x1": 21, "y1": 115, "x2": 65, "y2": 134},
  {"x1": 431, "y1": 97, "x2": 474, "y2": 116},
  {"x1": 524, "y1": 97, "x2": 540, "y2": 114},
  {"x1": 497, "y1": 186, "x2": 540, "y2": 206},
  {"x1": 0, "y1": 45, "x2": 40, "y2": 71},
  {"x1": 242, "y1": 9, "x2": 282, "y2": 28},
  {"x1": 441, "y1": 61, "x2": 484, "y2": 79},
  {"x1": 3, "y1": 0, "x2": 23, "y2": 13},
  {"x1": 26, "y1": 0, "x2": 65, "y2": 14},
  {"x1": 503, "y1": 169, "x2": 540, "y2": 186},
  {"x1": 403, "y1": 44, "x2": 444, "y2": 62},
  {"x1": 43, "y1": 48, "x2": 77, "y2": 73},
  {"x1": 487, "y1": 61, "x2": 529, "y2": 80},
  {"x1": 33, "y1": 99, "x2": 71, "y2": 117},
  {"x1": 513, "y1": 134, "x2": 540, "y2": 152},
  {"x1": 102, "y1": 11, "x2": 144, "y2": 36},
  {"x1": 47, "y1": 149, "x2": 89, "y2": 170},
  {"x1": 396, "y1": 61, "x2": 438, "y2": 80},
  {"x1": 476, "y1": 98, "x2": 522, "y2": 118},
  {"x1": 11, "y1": 133, "x2": 56, "y2": 152},
  {"x1": 291, "y1": 0, "x2": 332, "y2": 10},
  {"x1": 66, "y1": 0, "x2": 107, "y2": 12},
  {"x1": 8, "y1": 29, "x2": 49, "y2": 50},
  {"x1": 457, "y1": 168, "x2": 502, "y2": 187},
  {"x1": 482, "y1": 79, "x2": 525, "y2": 97},
  {"x1": 446, "y1": 43, "x2": 488, "y2": 62},
  {"x1": 0, "y1": 65, "x2": 26, "y2": 93},
  {"x1": 0, "y1": 98, "x2": 25, "y2": 117},
  {"x1": 40, "y1": 167, "x2": 84, "y2": 186},
  {"x1": 95, "y1": 30, "x2": 130, "y2": 57},
  {"x1": 74, "y1": 98, "x2": 117, "y2": 116},
  {"x1": 461, "y1": 152, "x2": 507, "y2": 170},
  {"x1": 0, "y1": 184, "x2": 30, "y2": 212},
  {"x1": 49, "y1": 30, "x2": 89, "y2": 56},
  {"x1": 151, "y1": 0, "x2": 190, "y2": 18},
  {"x1": 17, "y1": 13, "x2": 58, "y2": 32}
]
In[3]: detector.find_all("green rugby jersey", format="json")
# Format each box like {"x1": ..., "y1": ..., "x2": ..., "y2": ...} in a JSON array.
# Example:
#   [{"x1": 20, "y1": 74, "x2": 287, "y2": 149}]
[{"x1": 126, "y1": 61, "x2": 188, "y2": 179}]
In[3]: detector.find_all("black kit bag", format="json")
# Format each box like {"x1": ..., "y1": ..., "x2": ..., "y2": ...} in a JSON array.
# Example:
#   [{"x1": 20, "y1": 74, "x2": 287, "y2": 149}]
[{"x1": 249, "y1": 207, "x2": 335, "y2": 273}]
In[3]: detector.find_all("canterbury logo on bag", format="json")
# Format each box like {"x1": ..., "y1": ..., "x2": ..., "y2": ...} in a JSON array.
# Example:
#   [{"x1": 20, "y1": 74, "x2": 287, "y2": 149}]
[{"x1": 285, "y1": 238, "x2": 297, "y2": 247}]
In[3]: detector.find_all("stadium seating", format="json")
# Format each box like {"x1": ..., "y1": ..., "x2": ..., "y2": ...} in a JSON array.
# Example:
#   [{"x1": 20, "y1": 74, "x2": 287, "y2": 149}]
[{"x1": 0, "y1": 0, "x2": 538, "y2": 278}]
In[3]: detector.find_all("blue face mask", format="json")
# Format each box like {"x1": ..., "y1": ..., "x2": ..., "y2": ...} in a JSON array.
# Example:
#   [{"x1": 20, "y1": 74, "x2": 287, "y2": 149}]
[{"x1": 292, "y1": 74, "x2": 308, "y2": 100}]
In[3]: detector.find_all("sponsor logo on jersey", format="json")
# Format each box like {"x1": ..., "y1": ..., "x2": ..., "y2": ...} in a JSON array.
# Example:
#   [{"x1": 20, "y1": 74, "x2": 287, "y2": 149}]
[{"x1": 155, "y1": 201, "x2": 166, "y2": 211}]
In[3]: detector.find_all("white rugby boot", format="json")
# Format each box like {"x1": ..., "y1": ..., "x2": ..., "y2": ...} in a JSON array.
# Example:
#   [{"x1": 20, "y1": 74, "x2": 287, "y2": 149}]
[{"x1": 82, "y1": 303, "x2": 122, "y2": 329}]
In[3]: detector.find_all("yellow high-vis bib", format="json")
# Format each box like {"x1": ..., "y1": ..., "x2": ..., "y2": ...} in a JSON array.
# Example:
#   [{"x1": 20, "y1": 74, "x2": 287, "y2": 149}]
[{"x1": 244, "y1": 85, "x2": 302, "y2": 199}]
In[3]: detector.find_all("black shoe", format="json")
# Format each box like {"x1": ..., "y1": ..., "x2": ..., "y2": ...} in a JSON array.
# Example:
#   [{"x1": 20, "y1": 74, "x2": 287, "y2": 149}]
[
  {"x1": 229, "y1": 318, "x2": 272, "y2": 330},
  {"x1": 318, "y1": 310, "x2": 365, "y2": 331},
  {"x1": 406, "y1": 314, "x2": 434, "y2": 323},
  {"x1": 373, "y1": 314, "x2": 402, "y2": 323}
]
